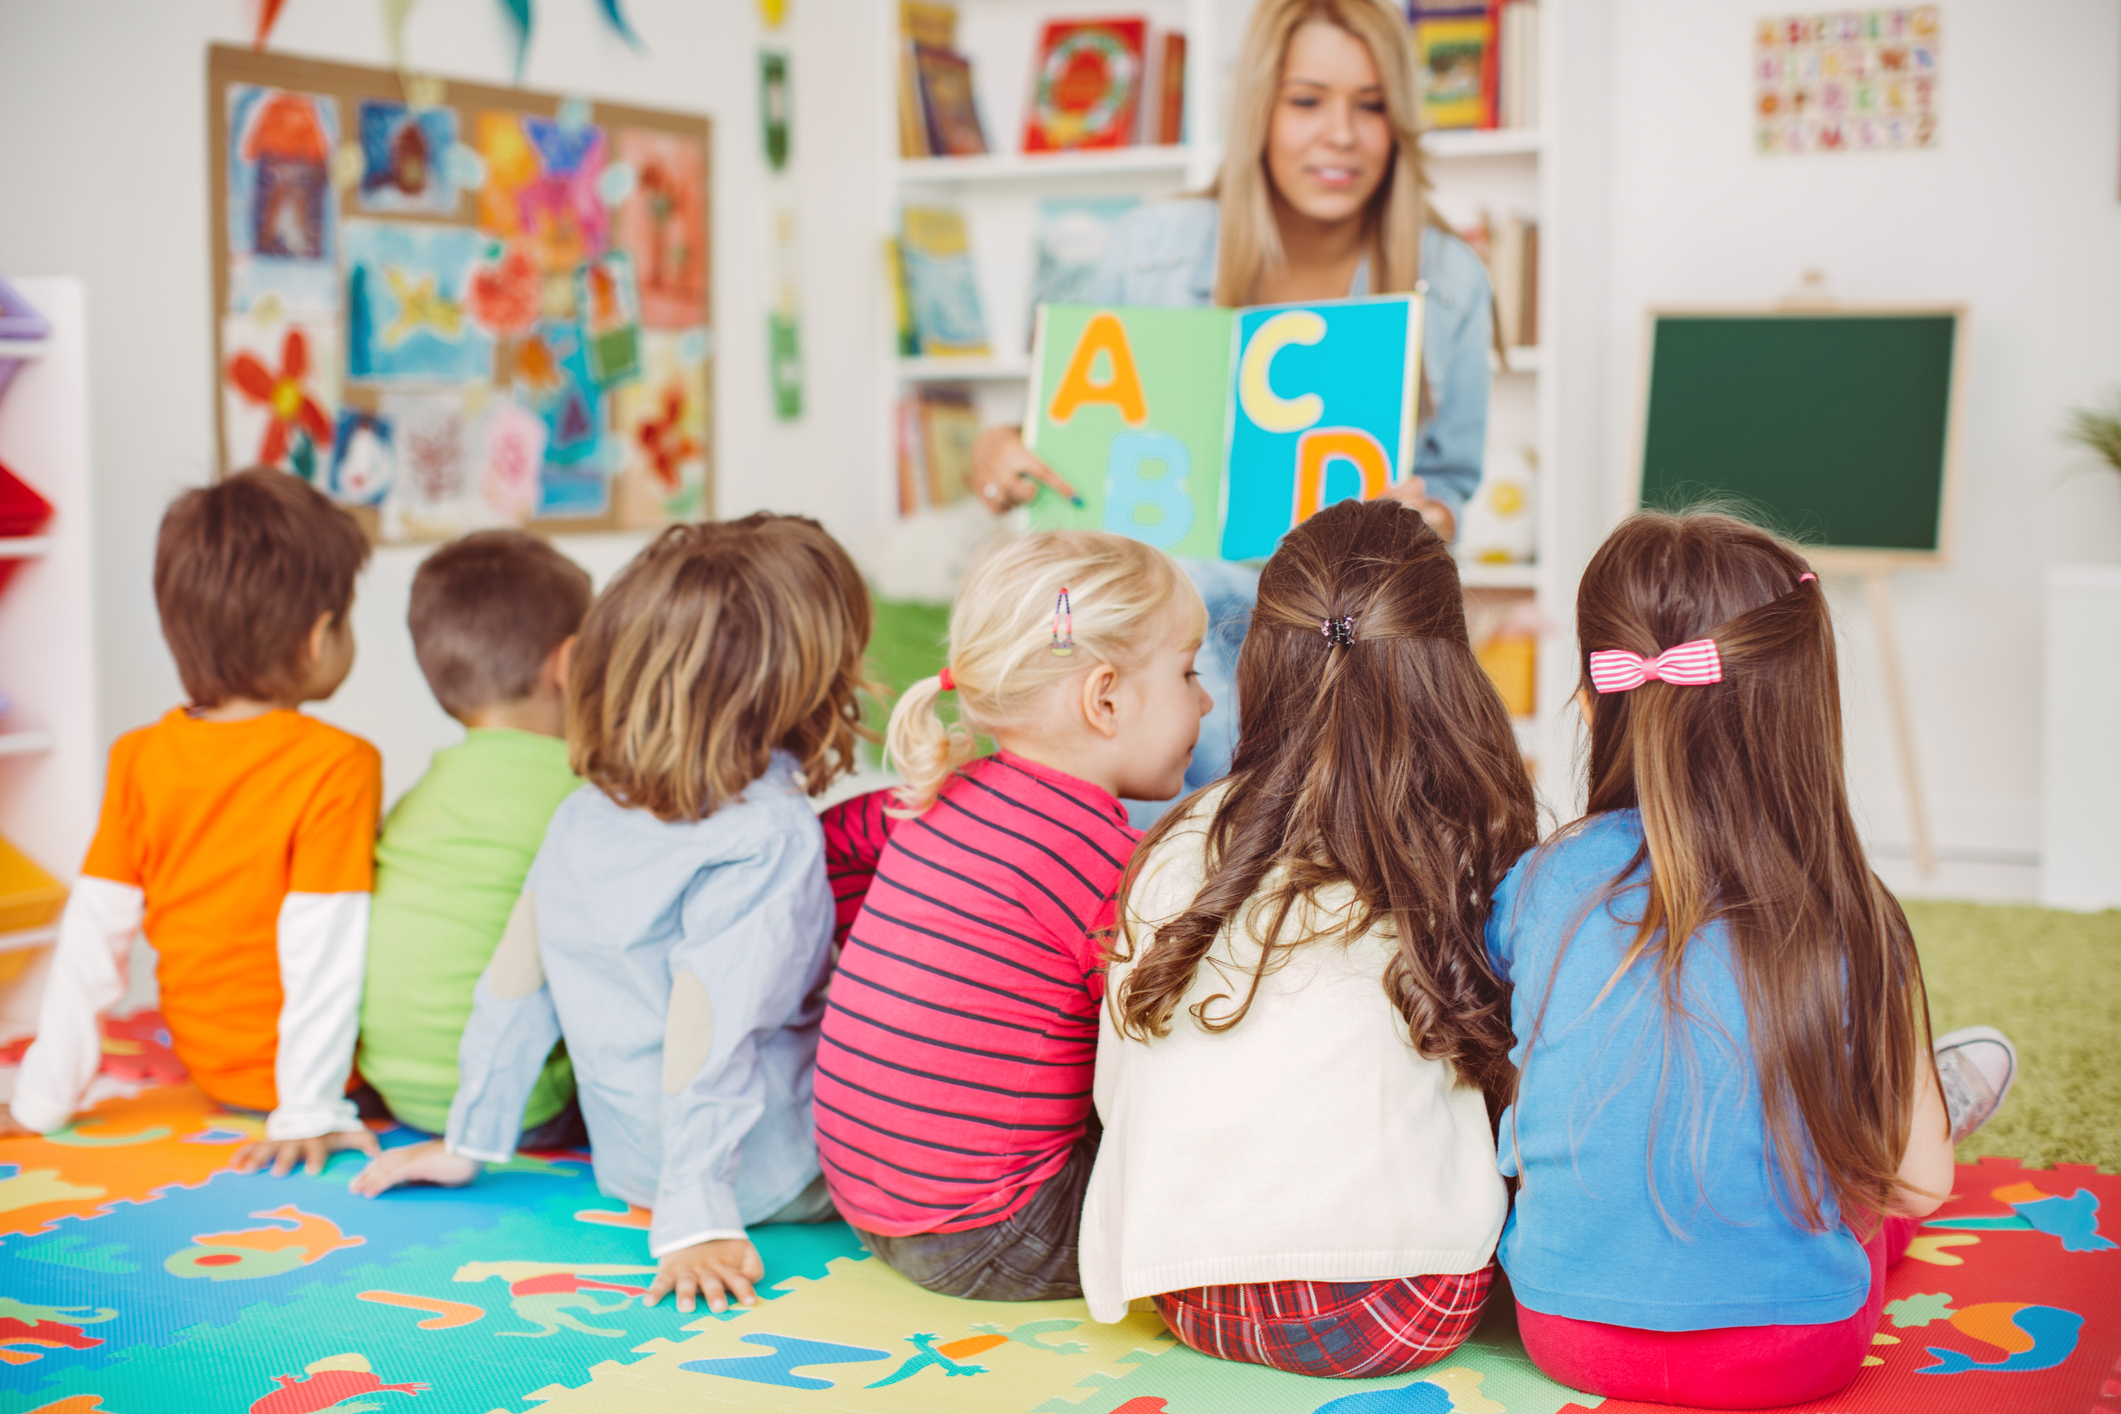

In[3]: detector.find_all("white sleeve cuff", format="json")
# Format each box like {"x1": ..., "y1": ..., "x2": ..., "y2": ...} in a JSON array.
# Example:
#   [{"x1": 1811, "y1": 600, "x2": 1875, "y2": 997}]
[
  {"x1": 11, "y1": 877, "x2": 143, "y2": 1134},
  {"x1": 271, "y1": 891, "x2": 368, "y2": 1142},
  {"x1": 448, "y1": 1142, "x2": 513, "y2": 1165},
  {"x1": 650, "y1": 1228, "x2": 750, "y2": 1260}
]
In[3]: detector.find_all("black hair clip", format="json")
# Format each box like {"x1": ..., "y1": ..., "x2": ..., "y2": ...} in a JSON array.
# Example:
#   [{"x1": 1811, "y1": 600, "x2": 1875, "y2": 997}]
[{"x1": 1321, "y1": 615, "x2": 1356, "y2": 649}]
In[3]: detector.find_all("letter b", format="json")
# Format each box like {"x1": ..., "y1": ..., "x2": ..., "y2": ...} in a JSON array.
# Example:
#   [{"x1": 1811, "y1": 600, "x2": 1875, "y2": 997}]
[{"x1": 1103, "y1": 432, "x2": 1194, "y2": 549}]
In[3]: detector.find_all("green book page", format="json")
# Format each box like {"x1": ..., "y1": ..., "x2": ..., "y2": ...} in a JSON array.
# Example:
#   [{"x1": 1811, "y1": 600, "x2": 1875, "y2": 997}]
[{"x1": 1024, "y1": 303, "x2": 1235, "y2": 561}]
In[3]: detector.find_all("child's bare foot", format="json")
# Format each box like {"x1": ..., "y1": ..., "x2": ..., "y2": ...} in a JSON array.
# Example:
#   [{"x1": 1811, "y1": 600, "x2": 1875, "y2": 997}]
[
  {"x1": 1935, "y1": 1026, "x2": 2017, "y2": 1144},
  {"x1": 347, "y1": 1138, "x2": 480, "y2": 1197},
  {"x1": 234, "y1": 1127, "x2": 382, "y2": 1177}
]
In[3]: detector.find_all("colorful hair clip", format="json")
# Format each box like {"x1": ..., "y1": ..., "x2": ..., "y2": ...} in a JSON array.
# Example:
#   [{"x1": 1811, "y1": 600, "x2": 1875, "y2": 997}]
[
  {"x1": 1798, "y1": 572, "x2": 1817, "y2": 584},
  {"x1": 1321, "y1": 616, "x2": 1355, "y2": 649},
  {"x1": 1589, "y1": 639, "x2": 1723, "y2": 693},
  {"x1": 938, "y1": 667, "x2": 956, "y2": 691},
  {"x1": 1052, "y1": 587, "x2": 1075, "y2": 657}
]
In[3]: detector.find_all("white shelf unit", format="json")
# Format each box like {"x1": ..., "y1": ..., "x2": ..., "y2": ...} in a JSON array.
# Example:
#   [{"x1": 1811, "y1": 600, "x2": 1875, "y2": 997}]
[
  {"x1": 0, "y1": 278, "x2": 100, "y2": 1028},
  {"x1": 876, "y1": 1, "x2": 1578, "y2": 817}
]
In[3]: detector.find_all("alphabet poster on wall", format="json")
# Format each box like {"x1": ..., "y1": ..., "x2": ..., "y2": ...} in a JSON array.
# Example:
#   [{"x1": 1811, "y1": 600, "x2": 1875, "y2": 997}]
[
  {"x1": 209, "y1": 45, "x2": 713, "y2": 541},
  {"x1": 1754, "y1": 8, "x2": 1940, "y2": 155},
  {"x1": 1024, "y1": 295, "x2": 1423, "y2": 561}
]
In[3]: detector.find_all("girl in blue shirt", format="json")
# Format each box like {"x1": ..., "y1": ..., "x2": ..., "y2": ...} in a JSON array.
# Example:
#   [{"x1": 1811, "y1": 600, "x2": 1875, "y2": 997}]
[{"x1": 1487, "y1": 511, "x2": 2017, "y2": 1408}]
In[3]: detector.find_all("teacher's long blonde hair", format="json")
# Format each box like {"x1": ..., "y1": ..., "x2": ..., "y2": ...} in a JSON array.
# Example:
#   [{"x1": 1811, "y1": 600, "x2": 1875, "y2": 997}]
[{"x1": 1213, "y1": 0, "x2": 1448, "y2": 308}]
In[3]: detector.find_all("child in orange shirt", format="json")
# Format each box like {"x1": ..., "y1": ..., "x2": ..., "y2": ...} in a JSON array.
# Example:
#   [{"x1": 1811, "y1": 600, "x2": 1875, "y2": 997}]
[{"x1": 5, "y1": 469, "x2": 384, "y2": 1177}]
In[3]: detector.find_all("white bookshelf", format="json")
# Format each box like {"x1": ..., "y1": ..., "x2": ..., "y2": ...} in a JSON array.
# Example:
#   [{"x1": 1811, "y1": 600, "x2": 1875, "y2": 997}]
[
  {"x1": 0, "y1": 278, "x2": 100, "y2": 1028},
  {"x1": 877, "y1": 1, "x2": 1583, "y2": 818}
]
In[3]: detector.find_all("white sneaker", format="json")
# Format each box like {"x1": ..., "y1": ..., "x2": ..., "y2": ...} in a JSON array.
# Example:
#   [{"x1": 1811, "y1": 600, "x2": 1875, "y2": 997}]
[{"x1": 1934, "y1": 1026, "x2": 2018, "y2": 1145}]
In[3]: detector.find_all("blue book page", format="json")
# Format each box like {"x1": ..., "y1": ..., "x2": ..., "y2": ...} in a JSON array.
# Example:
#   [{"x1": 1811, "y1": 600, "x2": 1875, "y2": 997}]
[{"x1": 1219, "y1": 294, "x2": 1423, "y2": 561}]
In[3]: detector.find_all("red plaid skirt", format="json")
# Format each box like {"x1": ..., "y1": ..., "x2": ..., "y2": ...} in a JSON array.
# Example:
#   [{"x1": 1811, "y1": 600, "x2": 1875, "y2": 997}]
[{"x1": 1153, "y1": 1264, "x2": 1496, "y2": 1379}]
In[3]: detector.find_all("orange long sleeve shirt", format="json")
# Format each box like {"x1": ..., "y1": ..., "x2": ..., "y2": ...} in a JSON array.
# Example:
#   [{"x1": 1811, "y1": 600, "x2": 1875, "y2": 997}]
[{"x1": 79, "y1": 708, "x2": 381, "y2": 1112}]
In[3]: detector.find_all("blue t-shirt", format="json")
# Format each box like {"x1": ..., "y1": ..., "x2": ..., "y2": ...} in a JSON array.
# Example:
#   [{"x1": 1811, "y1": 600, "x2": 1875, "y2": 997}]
[{"x1": 1484, "y1": 810, "x2": 1871, "y2": 1330}]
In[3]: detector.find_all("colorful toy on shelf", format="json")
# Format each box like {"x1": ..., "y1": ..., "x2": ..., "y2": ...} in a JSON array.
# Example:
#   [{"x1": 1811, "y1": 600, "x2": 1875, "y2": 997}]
[
  {"x1": 0, "y1": 277, "x2": 50, "y2": 406},
  {"x1": 0, "y1": 834, "x2": 66, "y2": 936},
  {"x1": 0, "y1": 458, "x2": 56, "y2": 594}
]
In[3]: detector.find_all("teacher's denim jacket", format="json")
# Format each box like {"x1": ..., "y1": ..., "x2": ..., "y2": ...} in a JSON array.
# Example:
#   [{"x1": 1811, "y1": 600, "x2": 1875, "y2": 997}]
[{"x1": 1082, "y1": 196, "x2": 1493, "y2": 515}]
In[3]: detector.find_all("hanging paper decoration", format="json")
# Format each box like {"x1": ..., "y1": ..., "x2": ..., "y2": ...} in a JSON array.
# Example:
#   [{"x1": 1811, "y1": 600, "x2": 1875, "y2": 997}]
[
  {"x1": 766, "y1": 206, "x2": 803, "y2": 421},
  {"x1": 759, "y1": 51, "x2": 790, "y2": 171},
  {"x1": 255, "y1": 0, "x2": 289, "y2": 50},
  {"x1": 499, "y1": 0, "x2": 532, "y2": 81},
  {"x1": 380, "y1": 0, "x2": 418, "y2": 71},
  {"x1": 757, "y1": 0, "x2": 787, "y2": 28},
  {"x1": 597, "y1": 0, "x2": 644, "y2": 50}
]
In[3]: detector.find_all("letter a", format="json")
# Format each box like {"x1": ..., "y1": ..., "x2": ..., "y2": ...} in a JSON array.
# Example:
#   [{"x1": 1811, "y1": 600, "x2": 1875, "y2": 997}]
[{"x1": 1047, "y1": 312, "x2": 1148, "y2": 426}]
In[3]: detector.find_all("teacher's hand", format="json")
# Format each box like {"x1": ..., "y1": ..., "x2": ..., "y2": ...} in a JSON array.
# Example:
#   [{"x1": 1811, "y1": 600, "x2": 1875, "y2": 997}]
[
  {"x1": 1381, "y1": 475, "x2": 1457, "y2": 543},
  {"x1": 972, "y1": 426, "x2": 1079, "y2": 515}
]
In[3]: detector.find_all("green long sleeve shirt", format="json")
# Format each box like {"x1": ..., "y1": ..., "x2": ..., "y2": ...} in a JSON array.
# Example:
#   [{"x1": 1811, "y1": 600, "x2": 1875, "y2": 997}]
[{"x1": 357, "y1": 729, "x2": 581, "y2": 1135}]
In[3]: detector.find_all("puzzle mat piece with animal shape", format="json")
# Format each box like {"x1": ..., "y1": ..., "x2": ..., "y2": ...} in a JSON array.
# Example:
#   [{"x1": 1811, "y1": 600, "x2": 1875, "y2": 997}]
[
  {"x1": 0, "y1": 1084, "x2": 261, "y2": 1239},
  {"x1": 0, "y1": 1123, "x2": 709, "y2": 1402},
  {"x1": 12, "y1": 1187, "x2": 866, "y2": 1412}
]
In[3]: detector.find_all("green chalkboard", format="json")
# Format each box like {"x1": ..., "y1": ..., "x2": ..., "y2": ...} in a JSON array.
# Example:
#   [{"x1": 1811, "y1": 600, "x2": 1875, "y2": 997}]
[{"x1": 1640, "y1": 311, "x2": 1961, "y2": 559}]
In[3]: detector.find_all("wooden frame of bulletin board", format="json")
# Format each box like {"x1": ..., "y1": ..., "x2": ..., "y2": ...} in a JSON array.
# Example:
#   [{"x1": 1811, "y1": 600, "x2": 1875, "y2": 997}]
[{"x1": 207, "y1": 44, "x2": 713, "y2": 542}]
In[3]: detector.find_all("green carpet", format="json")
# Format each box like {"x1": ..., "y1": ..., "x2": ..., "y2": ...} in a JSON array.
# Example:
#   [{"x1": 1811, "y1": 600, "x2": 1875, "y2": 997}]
[{"x1": 1912, "y1": 899, "x2": 2121, "y2": 1174}]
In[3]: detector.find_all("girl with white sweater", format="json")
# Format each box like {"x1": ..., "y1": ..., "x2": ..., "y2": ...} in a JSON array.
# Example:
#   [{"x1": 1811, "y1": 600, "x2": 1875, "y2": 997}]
[{"x1": 1080, "y1": 498, "x2": 1536, "y2": 1379}]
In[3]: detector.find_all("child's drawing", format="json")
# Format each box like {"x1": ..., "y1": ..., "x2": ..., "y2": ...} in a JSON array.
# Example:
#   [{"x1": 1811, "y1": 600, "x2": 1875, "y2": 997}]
[
  {"x1": 328, "y1": 409, "x2": 395, "y2": 505},
  {"x1": 379, "y1": 389, "x2": 491, "y2": 541},
  {"x1": 476, "y1": 111, "x2": 609, "y2": 287},
  {"x1": 226, "y1": 85, "x2": 341, "y2": 313},
  {"x1": 344, "y1": 221, "x2": 495, "y2": 383},
  {"x1": 355, "y1": 99, "x2": 461, "y2": 215},
  {"x1": 481, "y1": 401, "x2": 548, "y2": 522},
  {"x1": 221, "y1": 313, "x2": 340, "y2": 480},
  {"x1": 578, "y1": 251, "x2": 643, "y2": 387},
  {"x1": 612, "y1": 330, "x2": 709, "y2": 525},
  {"x1": 514, "y1": 320, "x2": 611, "y2": 519},
  {"x1": 614, "y1": 127, "x2": 709, "y2": 327}
]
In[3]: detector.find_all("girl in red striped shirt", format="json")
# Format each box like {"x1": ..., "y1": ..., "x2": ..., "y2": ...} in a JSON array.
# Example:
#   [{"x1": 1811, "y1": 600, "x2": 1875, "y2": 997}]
[{"x1": 816, "y1": 530, "x2": 1209, "y2": 1300}]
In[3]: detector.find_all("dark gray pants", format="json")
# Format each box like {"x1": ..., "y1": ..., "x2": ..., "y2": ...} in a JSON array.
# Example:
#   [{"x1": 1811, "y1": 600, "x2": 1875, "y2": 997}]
[{"x1": 853, "y1": 1122, "x2": 1099, "y2": 1302}]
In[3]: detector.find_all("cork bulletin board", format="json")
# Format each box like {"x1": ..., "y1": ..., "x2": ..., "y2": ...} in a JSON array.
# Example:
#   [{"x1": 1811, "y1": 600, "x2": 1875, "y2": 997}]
[{"x1": 207, "y1": 44, "x2": 713, "y2": 541}]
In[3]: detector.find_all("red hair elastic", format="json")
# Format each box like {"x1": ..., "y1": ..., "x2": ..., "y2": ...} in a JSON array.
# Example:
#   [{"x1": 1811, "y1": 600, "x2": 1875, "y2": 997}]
[{"x1": 938, "y1": 667, "x2": 955, "y2": 691}]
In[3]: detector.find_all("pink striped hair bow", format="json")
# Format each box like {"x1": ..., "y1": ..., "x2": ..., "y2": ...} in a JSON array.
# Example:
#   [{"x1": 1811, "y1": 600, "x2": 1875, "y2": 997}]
[{"x1": 1589, "y1": 639, "x2": 1723, "y2": 694}]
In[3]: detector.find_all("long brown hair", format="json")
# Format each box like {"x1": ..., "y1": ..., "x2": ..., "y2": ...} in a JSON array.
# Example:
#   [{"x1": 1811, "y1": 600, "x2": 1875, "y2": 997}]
[
  {"x1": 568, "y1": 514, "x2": 874, "y2": 821},
  {"x1": 1212, "y1": 0, "x2": 1450, "y2": 306},
  {"x1": 1109, "y1": 499, "x2": 1535, "y2": 1106},
  {"x1": 1563, "y1": 510, "x2": 1933, "y2": 1231}
]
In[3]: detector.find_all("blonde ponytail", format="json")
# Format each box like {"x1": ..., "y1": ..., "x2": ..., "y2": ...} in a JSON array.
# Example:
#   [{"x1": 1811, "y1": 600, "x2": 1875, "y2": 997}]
[{"x1": 884, "y1": 531, "x2": 1204, "y2": 814}]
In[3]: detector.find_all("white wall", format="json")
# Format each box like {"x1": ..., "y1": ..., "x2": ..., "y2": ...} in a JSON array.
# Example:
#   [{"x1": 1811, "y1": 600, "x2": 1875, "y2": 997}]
[
  {"x1": 0, "y1": 0, "x2": 883, "y2": 804},
  {"x1": 1594, "y1": 0, "x2": 2121, "y2": 899}
]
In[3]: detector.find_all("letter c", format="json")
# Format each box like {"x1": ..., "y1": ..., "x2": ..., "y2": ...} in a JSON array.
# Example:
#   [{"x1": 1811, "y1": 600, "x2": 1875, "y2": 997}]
[{"x1": 1237, "y1": 310, "x2": 1327, "y2": 433}]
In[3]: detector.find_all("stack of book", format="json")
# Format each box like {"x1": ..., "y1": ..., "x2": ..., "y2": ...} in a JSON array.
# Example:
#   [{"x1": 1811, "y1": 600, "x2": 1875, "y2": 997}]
[{"x1": 1410, "y1": 0, "x2": 1540, "y2": 131}]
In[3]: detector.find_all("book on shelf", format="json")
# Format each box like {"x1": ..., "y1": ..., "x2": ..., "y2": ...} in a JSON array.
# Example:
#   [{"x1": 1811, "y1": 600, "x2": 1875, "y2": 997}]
[
  {"x1": 1024, "y1": 17, "x2": 1148, "y2": 152},
  {"x1": 898, "y1": 1, "x2": 958, "y2": 158},
  {"x1": 883, "y1": 239, "x2": 918, "y2": 357},
  {"x1": 1026, "y1": 294, "x2": 1424, "y2": 561},
  {"x1": 899, "y1": 206, "x2": 990, "y2": 357},
  {"x1": 914, "y1": 43, "x2": 989, "y2": 157},
  {"x1": 1153, "y1": 32, "x2": 1187, "y2": 145},
  {"x1": 893, "y1": 387, "x2": 980, "y2": 514},
  {"x1": 1488, "y1": 211, "x2": 1539, "y2": 348},
  {"x1": 1497, "y1": 1, "x2": 1540, "y2": 130},
  {"x1": 1025, "y1": 196, "x2": 1141, "y2": 348},
  {"x1": 1411, "y1": 4, "x2": 1496, "y2": 130}
]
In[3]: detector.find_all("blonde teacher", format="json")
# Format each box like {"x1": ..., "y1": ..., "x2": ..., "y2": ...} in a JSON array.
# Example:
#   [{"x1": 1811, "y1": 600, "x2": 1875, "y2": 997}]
[{"x1": 971, "y1": 0, "x2": 1496, "y2": 805}]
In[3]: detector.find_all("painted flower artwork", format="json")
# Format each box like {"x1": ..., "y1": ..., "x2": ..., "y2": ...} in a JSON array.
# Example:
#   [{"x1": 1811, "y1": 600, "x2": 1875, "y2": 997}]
[{"x1": 228, "y1": 326, "x2": 332, "y2": 471}]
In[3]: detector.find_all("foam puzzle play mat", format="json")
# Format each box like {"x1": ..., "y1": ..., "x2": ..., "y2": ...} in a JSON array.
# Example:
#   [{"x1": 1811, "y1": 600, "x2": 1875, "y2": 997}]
[{"x1": 1, "y1": 1022, "x2": 2115, "y2": 1414}]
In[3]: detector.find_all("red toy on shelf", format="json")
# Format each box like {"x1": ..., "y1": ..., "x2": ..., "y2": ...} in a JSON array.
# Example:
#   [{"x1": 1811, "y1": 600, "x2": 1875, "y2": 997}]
[{"x1": 0, "y1": 459, "x2": 55, "y2": 595}]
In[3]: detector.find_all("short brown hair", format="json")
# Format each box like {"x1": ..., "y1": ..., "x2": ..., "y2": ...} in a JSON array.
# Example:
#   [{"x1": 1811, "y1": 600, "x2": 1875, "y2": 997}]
[
  {"x1": 155, "y1": 469, "x2": 371, "y2": 707},
  {"x1": 569, "y1": 514, "x2": 875, "y2": 821},
  {"x1": 409, "y1": 530, "x2": 593, "y2": 720}
]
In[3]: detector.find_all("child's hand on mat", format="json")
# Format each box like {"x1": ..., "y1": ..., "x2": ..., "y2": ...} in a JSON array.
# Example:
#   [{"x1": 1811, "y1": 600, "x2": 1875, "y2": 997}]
[
  {"x1": 646, "y1": 1238, "x2": 764, "y2": 1315},
  {"x1": 235, "y1": 1127, "x2": 382, "y2": 1178},
  {"x1": 346, "y1": 1138, "x2": 480, "y2": 1196}
]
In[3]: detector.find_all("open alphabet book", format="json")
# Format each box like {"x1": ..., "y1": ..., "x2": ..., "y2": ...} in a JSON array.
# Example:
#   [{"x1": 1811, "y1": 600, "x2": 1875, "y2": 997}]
[{"x1": 1024, "y1": 293, "x2": 1423, "y2": 561}]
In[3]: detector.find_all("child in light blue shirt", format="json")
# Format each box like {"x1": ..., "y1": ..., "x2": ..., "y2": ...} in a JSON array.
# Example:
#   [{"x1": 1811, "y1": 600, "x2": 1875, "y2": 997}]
[{"x1": 354, "y1": 515, "x2": 876, "y2": 1317}]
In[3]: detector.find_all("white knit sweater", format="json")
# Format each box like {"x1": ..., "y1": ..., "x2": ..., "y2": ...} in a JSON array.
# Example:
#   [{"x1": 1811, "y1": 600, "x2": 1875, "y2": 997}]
[{"x1": 1078, "y1": 786, "x2": 1507, "y2": 1323}]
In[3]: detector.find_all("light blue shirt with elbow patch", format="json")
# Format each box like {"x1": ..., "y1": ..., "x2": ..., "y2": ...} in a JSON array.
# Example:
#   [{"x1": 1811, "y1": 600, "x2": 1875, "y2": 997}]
[{"x1": 445, "y1": 751, "x2": 834, "y2": 1258}]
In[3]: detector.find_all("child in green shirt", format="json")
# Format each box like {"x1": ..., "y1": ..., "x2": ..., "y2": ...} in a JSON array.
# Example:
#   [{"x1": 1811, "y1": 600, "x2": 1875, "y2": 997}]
[{"x1": 356, "y1": 530, "x2": 591, "y2": 1143}]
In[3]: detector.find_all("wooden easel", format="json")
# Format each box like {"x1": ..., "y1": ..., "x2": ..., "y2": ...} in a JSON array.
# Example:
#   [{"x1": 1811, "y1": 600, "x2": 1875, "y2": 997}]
[{"x1": 1778, "y1": 274, "x2": 1944, "y2": 878}]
